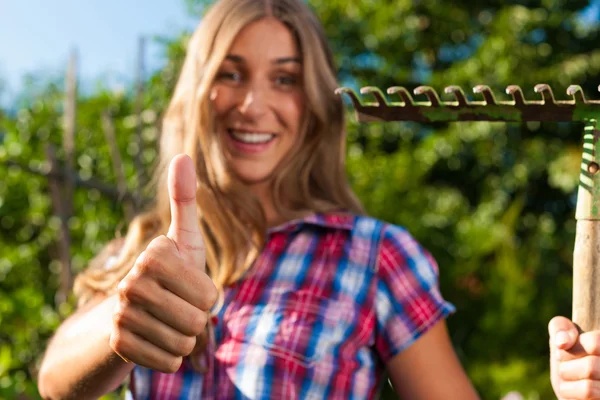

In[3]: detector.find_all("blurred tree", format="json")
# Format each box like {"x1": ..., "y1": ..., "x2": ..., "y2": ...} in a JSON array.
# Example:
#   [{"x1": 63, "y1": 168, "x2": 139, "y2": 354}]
[{"x1": 1, "y1": 0, "x2": 599, "y2": 399}]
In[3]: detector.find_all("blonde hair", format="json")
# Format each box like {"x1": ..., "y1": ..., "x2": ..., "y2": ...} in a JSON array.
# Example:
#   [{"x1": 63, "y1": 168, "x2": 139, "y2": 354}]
[{"x1": 74, "y1": 0, "x2": 363, "y2": 362}]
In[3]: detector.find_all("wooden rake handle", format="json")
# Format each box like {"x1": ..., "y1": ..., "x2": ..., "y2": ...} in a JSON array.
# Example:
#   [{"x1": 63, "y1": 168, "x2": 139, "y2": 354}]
[
  {"x1": 574, "y1": 120, "x2": 600, "y2": 331},
  {"x1": 573, "y1": 221, "x2": 600, "y2": 331}
]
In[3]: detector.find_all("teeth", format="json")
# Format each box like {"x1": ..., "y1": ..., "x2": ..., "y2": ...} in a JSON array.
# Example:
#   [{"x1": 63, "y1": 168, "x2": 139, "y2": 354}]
[{"x1": 230, "y1": 130, "x2": 275, "y2": 144}]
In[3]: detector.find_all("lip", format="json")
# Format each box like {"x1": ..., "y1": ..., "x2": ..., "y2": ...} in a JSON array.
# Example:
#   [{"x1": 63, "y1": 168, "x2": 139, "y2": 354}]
[
  {"x1": 225, "y1": 129, "x2": 277, "y2": 155},
  {"x1": 228, "y1": 127, "x2": 276, "y2": 135}
]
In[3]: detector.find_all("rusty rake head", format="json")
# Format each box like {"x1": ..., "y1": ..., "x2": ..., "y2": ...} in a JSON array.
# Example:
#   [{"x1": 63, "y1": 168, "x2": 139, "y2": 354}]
[{"x1": 335, "y1": 84, "x2": 600, "y2": 123}]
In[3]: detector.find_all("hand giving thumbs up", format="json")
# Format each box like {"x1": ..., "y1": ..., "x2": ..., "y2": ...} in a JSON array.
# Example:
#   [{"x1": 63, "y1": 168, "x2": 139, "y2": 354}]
[{"x1": 109, "y1": 154, "x2": 217, "y2": 373}]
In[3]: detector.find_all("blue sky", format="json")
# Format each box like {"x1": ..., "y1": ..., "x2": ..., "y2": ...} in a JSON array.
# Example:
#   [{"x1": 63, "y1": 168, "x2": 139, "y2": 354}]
[
  {"x1": 0, "y1": 1, "x2": 198, "y2": 105},
  {"x1": 1, "y1": 0, "x2": 599, "y2": 107}
]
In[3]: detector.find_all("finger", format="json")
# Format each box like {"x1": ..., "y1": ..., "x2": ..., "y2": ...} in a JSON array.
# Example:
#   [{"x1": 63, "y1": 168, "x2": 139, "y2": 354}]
[
  {"x1": 560, "y1": 356, "x2": 600, "y2": 381},
  {"x1": 167, "y1": 154, "x2": 205, "y2": 264},
  {"x1": 158, "y1": 265, "x2": 218, "y2": 312},
  {"x1": 113, "y1": 301, "x2": 197, "y2": 357},
  {"x1": 557, "y1": 331, "x2": 600, "y2": 362},
  {"x1": 135, "y1": 237, "x2": 217, "y2": 311},
  {"x1": 549, "y1": 316, "x2": 580, "y2": 350},
  {"x1": 122, "y1": 278, "x2": 208, "y2": 336},
  {"x1": 109, "y1": 328, "x2": 183, "y2": 374},
  {"x1": 557, "y1": 379, "x2": 600, "y2": 399}
]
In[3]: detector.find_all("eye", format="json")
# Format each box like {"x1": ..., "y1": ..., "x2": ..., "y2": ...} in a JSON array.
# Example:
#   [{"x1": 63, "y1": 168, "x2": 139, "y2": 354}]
[
  {"x1": 275, "y1": 74, "x2": 298, "y2": 86},
  {"x1": 216, "y1": 71, "x2": 242, "y2": 83}
]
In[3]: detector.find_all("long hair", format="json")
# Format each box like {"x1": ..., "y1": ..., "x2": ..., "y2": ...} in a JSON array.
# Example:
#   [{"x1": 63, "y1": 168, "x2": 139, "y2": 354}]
[{"x1": 74, "y1": 0, "x2": 363, "y2": 365}]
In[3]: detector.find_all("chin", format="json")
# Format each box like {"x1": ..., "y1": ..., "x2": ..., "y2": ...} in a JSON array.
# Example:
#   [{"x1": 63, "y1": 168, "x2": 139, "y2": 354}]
[
  {"x1": 231, "y1": 166, "x2": 275, "y2": 186},
  {"x1": 237, "y1": 174, "x2": 273, "y2": 186}
]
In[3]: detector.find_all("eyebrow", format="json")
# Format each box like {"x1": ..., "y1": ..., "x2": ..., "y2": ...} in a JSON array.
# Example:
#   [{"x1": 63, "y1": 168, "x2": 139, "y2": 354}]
[{"x1": 225, "y1": 54, "x2": 302, "y2": 65}]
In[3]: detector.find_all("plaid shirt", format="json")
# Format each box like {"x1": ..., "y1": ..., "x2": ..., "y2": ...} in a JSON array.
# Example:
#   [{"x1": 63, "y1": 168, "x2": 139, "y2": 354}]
[{"x1": 126, "y1": 213, "x2": 454, "y2": 400}]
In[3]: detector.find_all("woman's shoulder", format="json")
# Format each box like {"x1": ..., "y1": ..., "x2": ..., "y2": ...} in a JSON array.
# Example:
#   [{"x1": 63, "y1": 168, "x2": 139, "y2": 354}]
[{"x1": 337, "y1": 213, "x2": 438, "y2": 272}]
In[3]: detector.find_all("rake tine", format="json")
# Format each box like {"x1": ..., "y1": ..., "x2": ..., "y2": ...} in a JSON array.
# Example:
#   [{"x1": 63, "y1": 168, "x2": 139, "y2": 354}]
[
  {"x1": 506, "y1": 85, "x2": 526, "y2": 106},
  {"x1": 567, "y1": 85, "x2": 587, "y2": 104},
  {"x1": 445, "y1": 86, "x2": 469, "y2": 106},
  {"x1": 414, "y1": 86, "x2": 441, "y2": 107},
  {"x1": 535, "y1": 84, "x2": 557, "y2": 105},
  {"x1": 387, "y1": 86, "x2": 415, "y2": 106},
  {"x1": 334, "y1": 87, "x2": 366, "y2": 109},
  {"x1": 360, "y1": 86, "x2": 389, "y2": 106},
  {"x1": 473, "y1": 85, "x2": 498, "y2": 106}
]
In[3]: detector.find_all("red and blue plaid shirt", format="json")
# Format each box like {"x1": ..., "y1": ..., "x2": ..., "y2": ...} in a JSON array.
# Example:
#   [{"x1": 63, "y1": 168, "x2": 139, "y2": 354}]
[{"x1": 126, "y1": 213, "x2": 454, "y2": 399}]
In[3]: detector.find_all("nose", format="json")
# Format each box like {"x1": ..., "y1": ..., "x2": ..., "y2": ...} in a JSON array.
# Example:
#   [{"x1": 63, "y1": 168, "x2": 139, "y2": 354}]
[{"x1": 238, "y1": 84, "x2": 268, "y2": 119}]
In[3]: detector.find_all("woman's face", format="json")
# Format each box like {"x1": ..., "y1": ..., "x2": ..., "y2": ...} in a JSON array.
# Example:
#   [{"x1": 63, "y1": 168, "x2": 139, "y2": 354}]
[{"x1": 211, "y1": 17, "x2": 305, "y2": 187}]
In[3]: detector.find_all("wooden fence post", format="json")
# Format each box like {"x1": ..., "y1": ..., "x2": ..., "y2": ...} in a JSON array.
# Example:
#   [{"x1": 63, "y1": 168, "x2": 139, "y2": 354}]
[
  {"x1": 133, "y1": 36, "x2": 146, "y2": 206},
  {"x1": 45, "y1": 144, "x2": 72, "y2": 307},
  {"x1": 102, "y1": 111, "x2": 135, "y2": 221}
]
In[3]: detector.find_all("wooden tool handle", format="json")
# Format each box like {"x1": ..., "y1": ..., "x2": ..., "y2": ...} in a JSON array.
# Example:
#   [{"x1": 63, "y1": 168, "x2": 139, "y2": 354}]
[{"x1": 573, "y1": 220, "x2": 600, "y2": 332}]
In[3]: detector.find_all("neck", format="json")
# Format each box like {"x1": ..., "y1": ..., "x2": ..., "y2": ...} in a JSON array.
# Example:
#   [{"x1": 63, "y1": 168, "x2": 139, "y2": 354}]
[
  {"x1": 249, "y1": 180, "x2": 314, "y2": 228},
  {"x1": 249, "y1": 180, "x2": 281, "y2": 228}
]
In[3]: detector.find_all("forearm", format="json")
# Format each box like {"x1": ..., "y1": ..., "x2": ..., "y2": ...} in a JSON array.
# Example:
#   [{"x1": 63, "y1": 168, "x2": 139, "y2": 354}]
[{"x1": 38, "y1": 295, "x2": 134, "y2": 400}]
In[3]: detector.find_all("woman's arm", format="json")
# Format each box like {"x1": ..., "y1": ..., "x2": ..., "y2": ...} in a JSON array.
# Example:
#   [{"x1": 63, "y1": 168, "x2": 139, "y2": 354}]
[
  {"x1": 387, "y1": 320, "x2": 480, "y2": 400},
  {"x1": 37, "y1": 294, "x2": 134, "y2": 400}
]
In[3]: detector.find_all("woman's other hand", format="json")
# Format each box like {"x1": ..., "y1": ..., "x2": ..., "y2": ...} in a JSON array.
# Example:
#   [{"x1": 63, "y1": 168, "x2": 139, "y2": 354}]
[{"x1": 550, "y1": 316, "x2": 600, "y2": 399}]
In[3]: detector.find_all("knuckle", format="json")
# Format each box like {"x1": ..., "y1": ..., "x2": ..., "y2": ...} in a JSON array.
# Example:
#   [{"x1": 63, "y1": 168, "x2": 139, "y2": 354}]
[
  {"x1": 558, "y1": 385, "x2": 570, "y2": 399},
  {"x1": 117, "y1": 278, "x2": 145, "y2": 303},
  {"x1": 587, "y1": 358, "x2": 597, "y2": 379},
  {"x1": 205, "y1": 283, "x2": 219, "y2": 310},
  {"x1": 164, "y1": 357, "x2": 183, "y2": 374},
  {"x1": 112, "y1": 305, "x2": 130, "y2": 329},
  {"x1": 196, "y1": 275, "x2": 218, "y2": 311},
  {"x1": 175, "y1": 335, "x2": 197, "y2": 356},
  {"x1": 116, "y1": 277, "x2": 131, "y2": 296},
  {"x1": 593, "y1": 337, "x2": 600, "y2": 355},
  {"x1": 147, "y1": 235, "x2": 172, "y2": 253},
  {"x1": 188, "y1": 310, "x2": 208, "y2": 336},
  {"x1": 558, "y1": 362, "x2": 567, "y2": 379},
  {"x1": 583, "y1": 379, "x2": 599, "y2": 398},
  {"x1": 109, "y1": 331, "x2": 128, "y2": 356},
  {"x1": 136, "y1": 251, "x2": 160, "y2": 275}
]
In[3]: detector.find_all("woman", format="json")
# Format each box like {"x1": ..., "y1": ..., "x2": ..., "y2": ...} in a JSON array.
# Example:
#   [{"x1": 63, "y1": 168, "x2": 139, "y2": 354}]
[{"x1": 37, "y1": 0, "x2": 600, "y2": 399}]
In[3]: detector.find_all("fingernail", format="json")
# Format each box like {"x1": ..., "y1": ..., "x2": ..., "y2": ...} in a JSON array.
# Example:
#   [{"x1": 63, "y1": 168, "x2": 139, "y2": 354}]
[{"x1": 554, "y1": 331, "x2": 569, "y2": 347}]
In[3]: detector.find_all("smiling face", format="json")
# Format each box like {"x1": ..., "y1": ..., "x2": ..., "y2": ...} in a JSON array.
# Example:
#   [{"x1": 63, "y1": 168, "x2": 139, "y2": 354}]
[{"x1": 210, "y1": 17, "x2": 305, "y2": 193}]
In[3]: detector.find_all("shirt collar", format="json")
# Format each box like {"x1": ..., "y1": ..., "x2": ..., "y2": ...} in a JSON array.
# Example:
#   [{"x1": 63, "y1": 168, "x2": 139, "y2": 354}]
[{"x1": 267, "y1": 212, "x2": 356, "y2": 235}]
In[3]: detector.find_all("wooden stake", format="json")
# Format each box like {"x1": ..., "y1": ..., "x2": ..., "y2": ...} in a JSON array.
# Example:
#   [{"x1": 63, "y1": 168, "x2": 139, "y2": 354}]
[
  {"x1": 102, "y1": 112, "x2": 135, "y2": 221},
  {"x1": 45, "y1": 145, "x2": 72, "y2": 306},
  {"x1": 133, "y1": 36, "x2": 146, "y2": 205},
  {"x1": 63, "y1": 49, "x2": 77, "y2": 218}
]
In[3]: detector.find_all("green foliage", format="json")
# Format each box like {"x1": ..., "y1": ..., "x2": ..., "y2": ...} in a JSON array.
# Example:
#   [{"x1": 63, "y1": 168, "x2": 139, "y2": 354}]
[
  {"x1": 1, "y1": 0, "x2": 599, "y2": 398},
  {"x1": 316, "y1": 1, "x2": 597, "y2": 397},
  {"x1": 0, "y1": 39, "x2": 181, "y2": 398}
]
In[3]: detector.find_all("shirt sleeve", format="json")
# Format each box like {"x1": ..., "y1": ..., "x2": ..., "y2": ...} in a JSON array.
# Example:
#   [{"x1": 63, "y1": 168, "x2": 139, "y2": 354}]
[{"x1": 373, "y1": 223, "x2": 455, "y2": 363}]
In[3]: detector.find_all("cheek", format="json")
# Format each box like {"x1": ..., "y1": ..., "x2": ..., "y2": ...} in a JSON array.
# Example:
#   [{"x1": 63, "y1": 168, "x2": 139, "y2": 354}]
[
  {"x1": 210, "y1": 86, "x2": 233, "y2": 118},
  {"x1": 282, "y1": 93, "x2": 305, "y2": 133}
]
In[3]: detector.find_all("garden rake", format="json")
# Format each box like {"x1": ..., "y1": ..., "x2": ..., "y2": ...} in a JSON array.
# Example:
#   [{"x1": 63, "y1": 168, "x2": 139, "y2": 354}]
[{"x1": 336, "y1": 83, "x2": 600, "y2": 334}]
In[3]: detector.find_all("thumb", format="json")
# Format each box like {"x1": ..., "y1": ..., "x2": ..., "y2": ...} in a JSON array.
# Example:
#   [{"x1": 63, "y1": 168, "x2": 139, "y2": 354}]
[
  {"x1": 167, "y1": 154, "x2": 205, "y2": 258},
  {"x1": 549, "y1": 316, "x2": 579, "y2": 350}
]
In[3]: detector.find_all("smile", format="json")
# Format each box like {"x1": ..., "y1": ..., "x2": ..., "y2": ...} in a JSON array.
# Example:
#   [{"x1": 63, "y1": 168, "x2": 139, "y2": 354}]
[
  {"x1": 227, "y1": 129, "x2": 276, "y2": 144},
  {"x1": 225, "y1": 128, "x2": 278, "y2": 155}
]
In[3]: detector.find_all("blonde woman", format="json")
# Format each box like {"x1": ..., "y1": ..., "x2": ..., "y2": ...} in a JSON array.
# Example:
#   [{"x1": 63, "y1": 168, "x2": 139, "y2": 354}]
[{"x1": 38, "y1": 0, "x2": 600, "y2": 399}]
